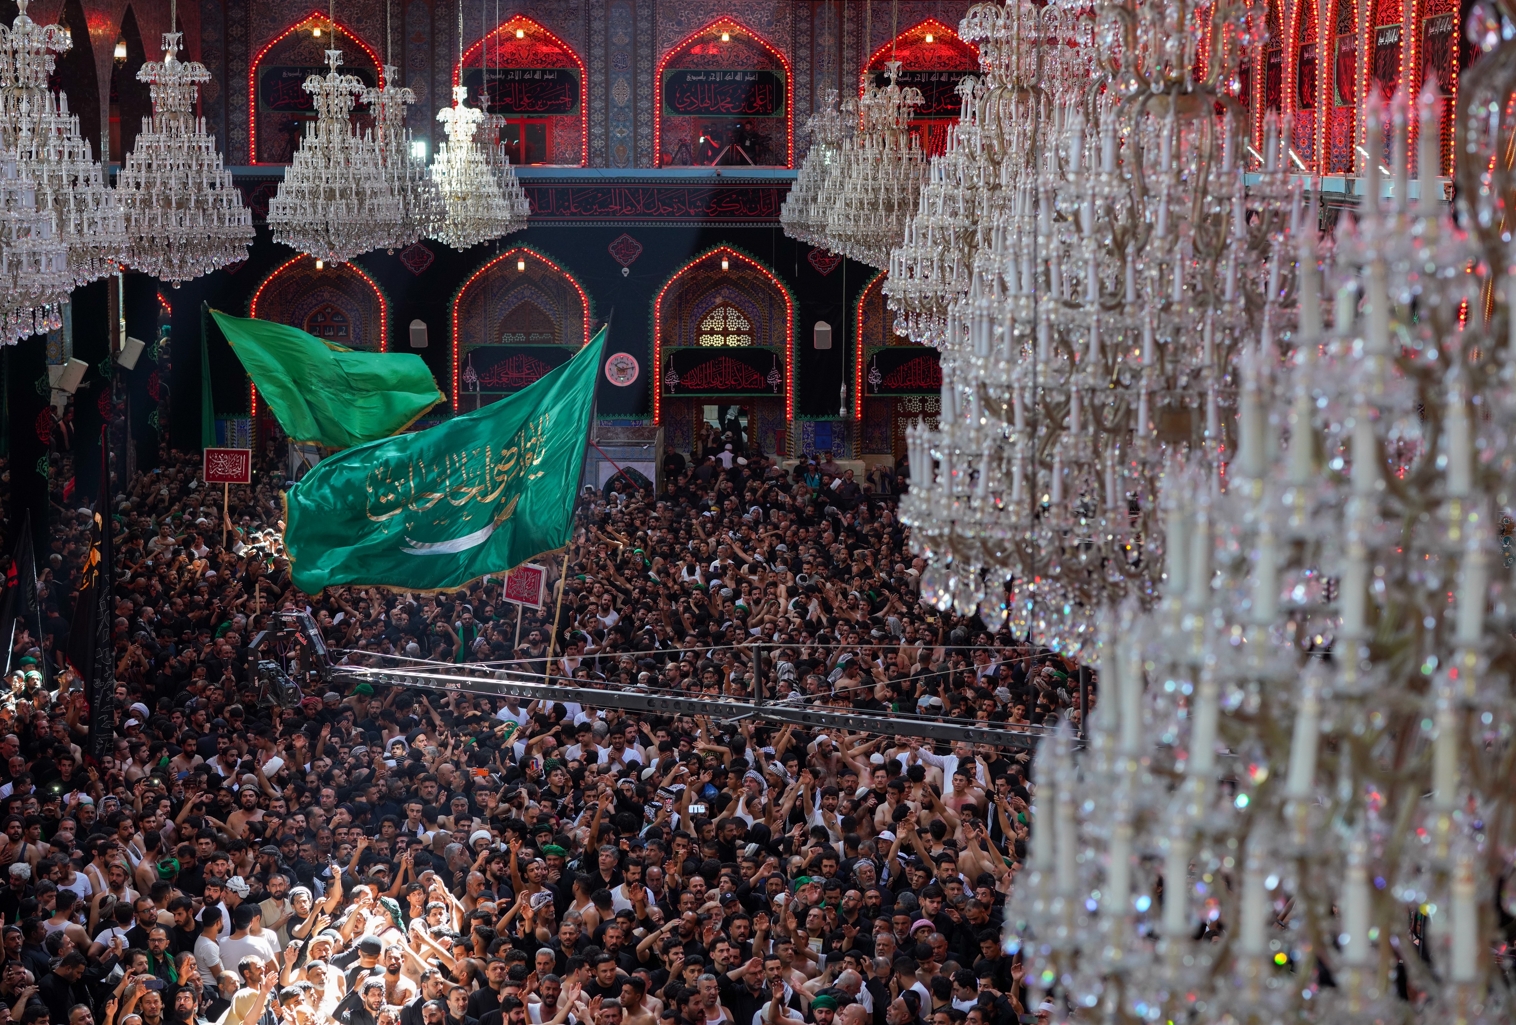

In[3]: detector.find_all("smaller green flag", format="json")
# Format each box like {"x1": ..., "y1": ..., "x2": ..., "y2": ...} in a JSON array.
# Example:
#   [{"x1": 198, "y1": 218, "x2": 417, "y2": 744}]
[
  {"x1": 211, "y1": 310, "x2": 443, "y2": 449},
  {"x1": 284, "y1": 327, "x2": 606, "y2": 593}
]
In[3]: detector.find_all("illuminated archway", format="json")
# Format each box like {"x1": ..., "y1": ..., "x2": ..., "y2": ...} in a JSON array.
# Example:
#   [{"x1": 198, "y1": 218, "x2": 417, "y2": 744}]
[
  {"x1": 861, "y1": 20, "x2": 979, "y2": 157},
  {"x1": 1321, "y1": 0, "x2": 1358, "y2": 173},
  {"x1": 854, "y1": 272, "x2": 940, "y2": 458},
  {"x1": 655, "y1": 18, "x2": 793, "y2": 168},
  {"x1": 246, "y1": 255, "x2": 389, "y2": 422},
  {"x1": 450, "y1": 246, "x2": 592, "y2": 409},
  {"x1": 1252, "y1": 0, "x2": 1285, "y2": 153},
  {"x1": 1404, "y1": 0, "x2": 1459, "y2": 176},
  {"x1": 652, "y1": 244, "x2": 795, "y2": 465},
  {"x1": 452, "y1": 15, "x2": 587, "y2": 166},
  {"x1": 1287, "y1": 0, "x2": 1319, "y2": 168},
  {"x1": 249, "y1": 12, "x2": 385, "y2": 164},
  {"x1": 1369, "y1": 0, "x2": 1403, "y2": 112}
]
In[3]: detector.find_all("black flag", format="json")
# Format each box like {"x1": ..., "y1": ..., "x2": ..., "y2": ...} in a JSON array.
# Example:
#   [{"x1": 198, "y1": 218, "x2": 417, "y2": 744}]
[
  {"x1": 1, "y1": 511, "x2": 40, "y2": 675},
  {"x1": 67, "y1": 429, "x2": 116, "y2": 759}
]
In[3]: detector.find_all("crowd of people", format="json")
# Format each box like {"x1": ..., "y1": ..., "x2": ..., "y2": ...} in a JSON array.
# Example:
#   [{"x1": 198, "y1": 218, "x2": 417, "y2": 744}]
[{"x1": 0, "y1": 429, "x2": 1089, "y2": 1025}]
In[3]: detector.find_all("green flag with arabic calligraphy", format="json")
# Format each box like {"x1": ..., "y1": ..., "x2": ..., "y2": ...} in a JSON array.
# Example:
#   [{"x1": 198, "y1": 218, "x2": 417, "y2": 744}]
[
  {"x1": 283, "y1": 327, "x2": 606, "y2": 593},
  {"x1": 210, "y1": 310, "x2": 444, "y2": 449}
]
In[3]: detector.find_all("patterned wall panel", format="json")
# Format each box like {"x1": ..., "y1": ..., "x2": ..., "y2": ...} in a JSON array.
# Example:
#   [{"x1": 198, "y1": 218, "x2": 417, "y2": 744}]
[
  {"x1": 202, "y1": 0, "x2": 228, "y2": 153},
  {"x1": 635, "y1": 0, "x2": 653, "y2": 165},
  {"x1": 791, "y1": 1, "x2": 809, "y2": 141},
  {"x1": 405, "y1": 0, "x2": 432, "y2": 153},
  {"x1": 608, "y1": 0, "x2": 635, "y2": 167},
  {"x1": 589, "y1": 0, "x2": 607, "y2": 164}
]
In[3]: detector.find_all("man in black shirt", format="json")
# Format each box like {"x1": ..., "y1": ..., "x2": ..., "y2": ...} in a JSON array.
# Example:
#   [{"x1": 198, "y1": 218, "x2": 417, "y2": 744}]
[
  {"x1": 581, "y1": 955, "x2": 627, "y2": 1002},
  {"x1": 466, "y1": 960, "x2": 510, "y2": 1020}
]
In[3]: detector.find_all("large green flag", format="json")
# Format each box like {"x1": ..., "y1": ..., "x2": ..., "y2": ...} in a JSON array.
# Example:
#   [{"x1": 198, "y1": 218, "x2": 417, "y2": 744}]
[
  {"x1": 210, "y1": 310, "x2": 444, "y2": 449},
  {"x1": 284, "y1": 326, "x2": 606, "y2": 592}
]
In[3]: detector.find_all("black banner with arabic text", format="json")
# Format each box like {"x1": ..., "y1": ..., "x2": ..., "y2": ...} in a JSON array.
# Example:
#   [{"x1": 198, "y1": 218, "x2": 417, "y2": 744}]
[
  {"x1": 462, "y1": 67, "x2": 581, "y2": 115},
  {"x1": 661, "y1": 70, "x2": 785, "y2": 117}
]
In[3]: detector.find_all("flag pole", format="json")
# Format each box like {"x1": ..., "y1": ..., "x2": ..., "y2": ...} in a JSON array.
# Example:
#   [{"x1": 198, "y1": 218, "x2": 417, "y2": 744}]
[{"x1": 542, "y1": 311, "x2": 611, "y2": 687}]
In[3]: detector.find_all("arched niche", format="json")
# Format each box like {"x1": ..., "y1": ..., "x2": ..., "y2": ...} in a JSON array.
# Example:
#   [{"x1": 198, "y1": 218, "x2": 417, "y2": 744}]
[
  {"x1": 110, "y1": 5, "x2": 152, "y2": 162},
  {"x1": 249, "y1": 256, "x2": 389, "y2": 348},
  {"x1": 1259, "y1": 0, "x2": 1284, "y2": 145},
  {"x1": 653, "y1": 246, "x2": 794, "y2": 458},
  {"x1": 1324, "y1": 0, "x2": 1357, "y2": 172},
  {"x1": 1289, "y1": 0, "x2": 1318, "y2": 167},
  {"x1": 656, "y1": 18, "x2": 792, "y2": 168},
  {"x1": 450, "y1": 247, "x2": 591, "y2": 410},
  {"x1": 249, "y1": 11, "x2": 384, "y2": 164},
  {"x1": 854, "y1": 272, "x2": 940, "y2": 459},
  {"x1": 862, "y1": 20, "x2": 978, "y2": 158},
  {"x1": 1410, "y1": 0, "x2": 1458, "y2": 175},
  {"x1": 453, "y1": 15, "x2": 586, "y2": 166},
  {"x1": 246, "y1": 256, "x2": 389, "y2": 433}
]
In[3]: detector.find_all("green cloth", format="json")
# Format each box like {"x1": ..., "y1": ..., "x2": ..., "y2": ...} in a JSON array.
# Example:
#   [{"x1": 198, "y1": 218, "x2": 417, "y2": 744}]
[
  {"x1": 210, "y1": 310, "x2": 443, "y2": 449},
  {"x1": 284, "y1": 327, "x2": 606, "y2": 593}
]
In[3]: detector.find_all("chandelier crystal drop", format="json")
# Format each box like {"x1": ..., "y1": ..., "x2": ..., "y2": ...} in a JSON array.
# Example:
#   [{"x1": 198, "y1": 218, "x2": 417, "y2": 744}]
[
  {"x1": 265, "y1": 49, "x2": 404, "y2": 265},
  {"x1": 117, "y1": 30, "x2": 254, "y2": 284},
  {"x1": 1007, "y1": 81, "x2": 1516, "y2": 1022},
  {"x1": 823, "y1": 62, "x2": 927, "y2": 270},
  {"x1": 0, "y1": 0, "x2": 126, "y2": 342},
  {"x1": 363, "y1": 65, "x2": 445, "y2": 251},
  {"x1": 897, "y1": 0, "x2": 1299, "y2": 657},
  {"x1": 427, "y1": 86, "x2": 521, "y2": 251},
  {"x1": 479, "y1": 112, "x2": 533, "y2": 235},
  {"x1": 779, "y1": 88, "x2": 853, "y2": 252}
]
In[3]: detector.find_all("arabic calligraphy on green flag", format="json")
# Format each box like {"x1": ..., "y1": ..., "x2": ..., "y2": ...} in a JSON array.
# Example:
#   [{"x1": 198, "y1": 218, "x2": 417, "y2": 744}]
[
  {"x1": 210, "y1": 310, "x2": 444, "y2": 449},
  {"x1": 283, "y1": 327, "x2": 607, "y2": 593}
]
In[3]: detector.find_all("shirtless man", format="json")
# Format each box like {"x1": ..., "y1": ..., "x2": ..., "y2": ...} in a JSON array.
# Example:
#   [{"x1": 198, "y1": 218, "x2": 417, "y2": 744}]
[
  {"x1": 620, "y1": 979, "x2": 657, "y2": 1025},
  {"x1": 226, "y1": 786, "x2": 265, "y2": 839}
]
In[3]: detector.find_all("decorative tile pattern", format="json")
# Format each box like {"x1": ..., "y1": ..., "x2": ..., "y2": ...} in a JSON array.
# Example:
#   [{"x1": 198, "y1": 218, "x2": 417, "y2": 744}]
[
  {"x1": 807, "y1": 247, "x2": 842, "y2": 275},
  {"x1": 201, "y1": 0, "x2": 227, "y2": 153},
  {"x1": 226, "y1": 0, "x2": 249, "y2": 163},
  {"x1": 635, "y1": 0, "x2": 653, "y2": 165},
  {"x1": 589, "y1": 0, "x2": 607, "y2": 165},
  {"x1": 399, "y1": 242, "x2": 436, "y2": 276},
  {"x1": 405, "y1": 0, "x2": 432, "y2": 154},
  {"x1": 791, "y1": 0, "x2": 809, "y2": 144},
  {"x1": 608, "y1": 233, "x2": 644, "y2": 267},
  {"x1": 608, "y1": 0, "x2": 635, "y2": 167}
]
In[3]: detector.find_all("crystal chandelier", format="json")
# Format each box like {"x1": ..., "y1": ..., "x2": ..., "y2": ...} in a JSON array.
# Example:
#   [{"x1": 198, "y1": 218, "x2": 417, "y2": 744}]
[
  {"x1": 364, "y1": 66, "x2": 445, "y2": 250},
  {"x1": 118, "y1": 14, "x2": 254, "y2": 285},
  {"x1": 0, "y1": 0, "x2": 126, "y2": 342},
  {"x1": 266, "y1": 24, "x2": 404, "y2": 265},
  {"x1": 478, "y1": 112, "x2": 533, "y2": 235},
  {"x1": 428, "y1": 85, "x2": 521, "y2": 250},
  {"x1": 780, "y1": 88, "x2": 853, "y2": 251},
  {"x1": 823, "y1": 61, "x2": 926, "y2": 270},
  {"x1": 1007, "y1": 80, "x2": 1516, "y2": 1022},
  {"x1": 897, "y1": 0, "x2": 1299, "y2": 658},
  {"x1": 361, "y1": 0, "x2": 445, "y2": 251},
  {"x1": 426, "y1": 0, "x2": 526, "y2": 251}
]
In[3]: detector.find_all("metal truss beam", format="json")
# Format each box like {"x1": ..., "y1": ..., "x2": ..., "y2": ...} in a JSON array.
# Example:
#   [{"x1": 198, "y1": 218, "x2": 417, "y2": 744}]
[{"x1": 329, "y1": 665, "x2": 1046, "y2": 749}]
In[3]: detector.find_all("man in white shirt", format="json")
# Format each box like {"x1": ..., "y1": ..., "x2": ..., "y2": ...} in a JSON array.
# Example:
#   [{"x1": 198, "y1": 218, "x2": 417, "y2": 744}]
[
  {"x1": 218, "y1": 904, "x2": 279, "y2": 967},
  {"x1": 194, "y1": 906, "x2": 227, "y2": 983},
  {"x1": 495, "y1": 699, "x2": 531, "y2": 728}
]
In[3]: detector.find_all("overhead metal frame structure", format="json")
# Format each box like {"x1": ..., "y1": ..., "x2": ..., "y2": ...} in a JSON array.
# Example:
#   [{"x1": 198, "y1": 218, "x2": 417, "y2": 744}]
[{"x1": 328, "y1": 664, "x2": 1047, "y2": 749}]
